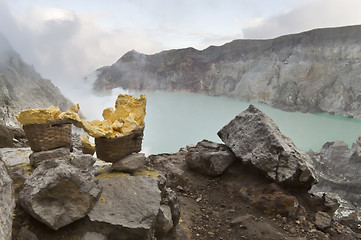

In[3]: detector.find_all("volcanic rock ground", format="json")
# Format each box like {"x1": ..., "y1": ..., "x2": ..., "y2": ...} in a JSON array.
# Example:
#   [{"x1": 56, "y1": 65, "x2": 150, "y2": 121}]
[{"x1": 147, "y1": 149, "x2": 360, "y2": 240}]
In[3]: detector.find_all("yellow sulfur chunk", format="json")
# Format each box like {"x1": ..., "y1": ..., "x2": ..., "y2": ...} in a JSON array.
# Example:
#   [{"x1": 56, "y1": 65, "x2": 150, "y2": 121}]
[
  {"x1": 58, "y1": 104, "x2": 81, "y2": 122},
  {"x1": 114, "y1": 94, "x2": 146, "y2": 127},
  {"x1": 16, "y1": 94, "x2": 146, "y2": 139},
  {"x1": 121, "y1": 116, "x2": 140, "y2": 135},
  {"x1": 113, "y1": 105, "x2": 131, "y2": 122},
  {"x1": 102, "y1": 107, "x2": 115, "y2": 122},
  {"x1": 16, "y1": 106, "x2": 61, "y2": 125},
  {"x1": 81, "y1": 119, "x2": 113, "y2": 138},
  {"x1": 111, "y1": 120, "x2": 124, "y2": 132},
  {"x1": 80, "y1": 134, "x2": 95, "y2": 152}
]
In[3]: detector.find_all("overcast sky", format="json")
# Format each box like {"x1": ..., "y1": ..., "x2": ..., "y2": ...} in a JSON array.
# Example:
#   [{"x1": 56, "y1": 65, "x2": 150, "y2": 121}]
[{"x1": 1, "y1": 0, "x2": 361, "y2": 92}]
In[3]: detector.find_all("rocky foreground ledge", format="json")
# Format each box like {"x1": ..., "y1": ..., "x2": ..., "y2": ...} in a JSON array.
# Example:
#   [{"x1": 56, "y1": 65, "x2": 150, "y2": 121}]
[{"x1": 1, "y1": 105, "x2": 361, "y2": 239}]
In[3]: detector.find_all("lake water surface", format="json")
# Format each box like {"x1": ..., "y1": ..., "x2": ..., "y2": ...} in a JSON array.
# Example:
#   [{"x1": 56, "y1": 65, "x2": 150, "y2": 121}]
[{"x1": 139, "y1": 91, "x2": 361, "y2": 155}]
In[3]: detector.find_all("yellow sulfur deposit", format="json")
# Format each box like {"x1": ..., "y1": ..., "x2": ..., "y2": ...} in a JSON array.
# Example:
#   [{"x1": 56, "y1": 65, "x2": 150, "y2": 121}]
[
  {"x1": 16, "y1": 106, "x2": 62, "y2": 125},
  {"x1": 80, "y1": 134, "x2": 95, "y2": 154},
  {"x1": 16, "y1": 94, "x2": 146, "y2": 139}
]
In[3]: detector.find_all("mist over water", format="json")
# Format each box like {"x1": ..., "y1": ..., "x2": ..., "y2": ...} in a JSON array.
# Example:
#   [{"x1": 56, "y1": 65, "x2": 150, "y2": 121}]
[{"x1": 71, "y1": 87, "x2": 361, "y2": 155}]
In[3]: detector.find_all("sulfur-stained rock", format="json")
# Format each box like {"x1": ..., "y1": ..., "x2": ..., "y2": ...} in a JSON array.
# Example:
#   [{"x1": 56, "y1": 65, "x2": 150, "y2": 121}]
[
  {"x1": 0, "y1": 148, "x2": 32, "y2": 167},
  {"x1": 87, "y1": 175, "x2": 161, "y2": 239},
  {"x1": 218, "y1": 105, "x2": 317, "y2": 189},
  {"x1": 0, "y1": 158, "x2": 15, "y2": 240},
  {"x1": 111, "y1": 153, "x2": 146, "y2": 172},
  {"x1": 29, "y1": 147, "x2": 70, "y2": 168},
  {"x1": 185, "y1": 140, "x2": 237, "y2": 176},
  {"x1": 19, "y1": 159, "x2": 102, "y2": 230}
]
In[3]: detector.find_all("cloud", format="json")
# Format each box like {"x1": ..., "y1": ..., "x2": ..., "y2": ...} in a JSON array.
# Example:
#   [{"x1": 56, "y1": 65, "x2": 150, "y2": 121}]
[
  {"x1": 243, "y1": 0, "x2": 361, "y2": 39},
  {"x1": 0, "y1": 2, "x2": 165, "y2": 93},
  {"x1": 1, "y1": 0, "x2": 361, "y2": 97}
]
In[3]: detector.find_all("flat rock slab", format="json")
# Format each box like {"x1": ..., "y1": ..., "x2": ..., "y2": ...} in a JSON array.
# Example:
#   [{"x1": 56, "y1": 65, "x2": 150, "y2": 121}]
[
  {"x1": 218, "y1": 105, "x2": 317, "y2": 189},
  {"x1": 88, "y1": 175, "x2": 161, "y2": 239},
  {"x1": 29, "y1": 147, "x2": 70, "y2": 168},
  {"x1": 0, "y1": 159, "x2": 15, "y2": 240},
  {"x1": 19, "y1": 159, "x2": 102, "y2": 230},
  {"x1": 0, "y1": 148, "x2": 31, "y2": 167},
  {"x1": 111, "y1": 153, "x2": 146, "y2": 172}
]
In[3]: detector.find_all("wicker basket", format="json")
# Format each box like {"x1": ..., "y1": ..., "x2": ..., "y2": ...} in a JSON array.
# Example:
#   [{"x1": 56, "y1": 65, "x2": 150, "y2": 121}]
[
  {"x1": 95, "y1": 127, "x2": 144, "y2": 162},
  {"x1": 23, "y1": 119, "x2": 72, "y2": 152}
]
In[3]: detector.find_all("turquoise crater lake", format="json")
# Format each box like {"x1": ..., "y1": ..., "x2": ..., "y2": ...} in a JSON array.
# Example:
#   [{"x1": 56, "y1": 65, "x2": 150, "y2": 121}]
[{"x1": 138, "y1": 91, "x2": 361, "y2": 155}]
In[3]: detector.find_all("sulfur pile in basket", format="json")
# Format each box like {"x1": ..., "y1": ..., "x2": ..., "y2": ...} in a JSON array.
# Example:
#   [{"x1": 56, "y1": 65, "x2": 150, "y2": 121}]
[{"x1": 16, "y1": 94, "x2": 146, "y2": 138}]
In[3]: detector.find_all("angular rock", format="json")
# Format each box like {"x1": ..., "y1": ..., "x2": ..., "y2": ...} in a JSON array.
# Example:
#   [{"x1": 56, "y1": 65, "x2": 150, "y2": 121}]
[
  {"x1": 0, "y1": 148, "x2": 31, "y2": 167},
  {"x1": 155, "y1": 205, "x2": 174, "y2": 236},
  {"x1": 8, "y1": 127, "x2": 28, "y2": 148},
  {"x1": 29, "y1": 147, "x2": 70, "y2": 168},
  {"x1": 218, "y1": 105, "x2": 317, "y2": 189},
  {"x1": 165, "y1": 188, "x2": 180, "y2": 226},
  {"x1": 162, "y1": 188, "x2": 180, "y2": 228},
  {"x1": 71, "y1": 153, "x2": 96, "y2": 170},
  {"x1": 314, "y1": 211, "x2": 332, "y2": 231},
  {"x1": 17, "y1": 226, "x2": 38, "y2": 240},
  {"x1": 71, "y1": 132, "x2": 83, "y2": 153},
  {"x1": 8, "y1": 166, "x2": 29, "y2": 197},
  {"x1": 19, "y1": 159, "x2": 102, "y2": 230},
  {"x1": 0, "y1": 124, "x2": 14, "y2": 147},
  {"x1": 111, "y1": 153, "x2": 146, "y2": 172},
  {"x1": 87, "y1": 175, "x2": 161, "y2": 239},
  {"x1": 0, "y1": 158, "x2": 15, "y2": 240},
  {"x1": 89, "y1": 159, "x2": 113, "y2": 176},
  {"x1": 309, "y1": 138, "x2": 361, "y2": 211},
  {"x1": 185, "y1": 139, "x2": 237, "y2": 176}
]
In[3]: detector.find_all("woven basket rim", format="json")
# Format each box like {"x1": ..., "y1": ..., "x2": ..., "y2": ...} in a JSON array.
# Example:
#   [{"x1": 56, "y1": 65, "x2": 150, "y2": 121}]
[{"x1": 95, "y1": 126, "x2": 145, "y2": 140}]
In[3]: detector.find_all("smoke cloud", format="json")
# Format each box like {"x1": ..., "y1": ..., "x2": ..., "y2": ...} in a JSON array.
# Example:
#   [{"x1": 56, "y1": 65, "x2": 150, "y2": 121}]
[{"x1": 243, "y1": 0, "x2": 361, "y2": 39}]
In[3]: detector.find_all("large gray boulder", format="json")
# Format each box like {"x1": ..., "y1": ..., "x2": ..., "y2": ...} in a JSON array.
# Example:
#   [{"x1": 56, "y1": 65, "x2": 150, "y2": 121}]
[
  {"x1": 309, "y1": 138, "x2": 361, "y2": 231},
  {"x1": 87, "y1": 175, "x2": 161, "y2": 239},
  {"x1": 19, "y1": 159, "x2": 102, "y2": 230},
  {"x1": 0, "y1": 158, "x2": 15, "y2": 240},
  {"x1": 185, "y1": 139, "x2": 237, "y2": 176},
  {"x1": 218, "y1": 105, "x2": 317, "y2": 189},
  {"x1": 309, "y1": 140, "x2": 361, "y2": 204}
]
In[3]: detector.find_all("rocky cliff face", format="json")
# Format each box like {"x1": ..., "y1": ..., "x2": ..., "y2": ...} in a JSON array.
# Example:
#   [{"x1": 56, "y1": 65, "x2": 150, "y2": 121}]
[
  {"x1": 0, "y1": 34, "x2": 72, "y2": 126},
  {"x1": 94, "y1": 25, "x2": 361, "y2": 117}
]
